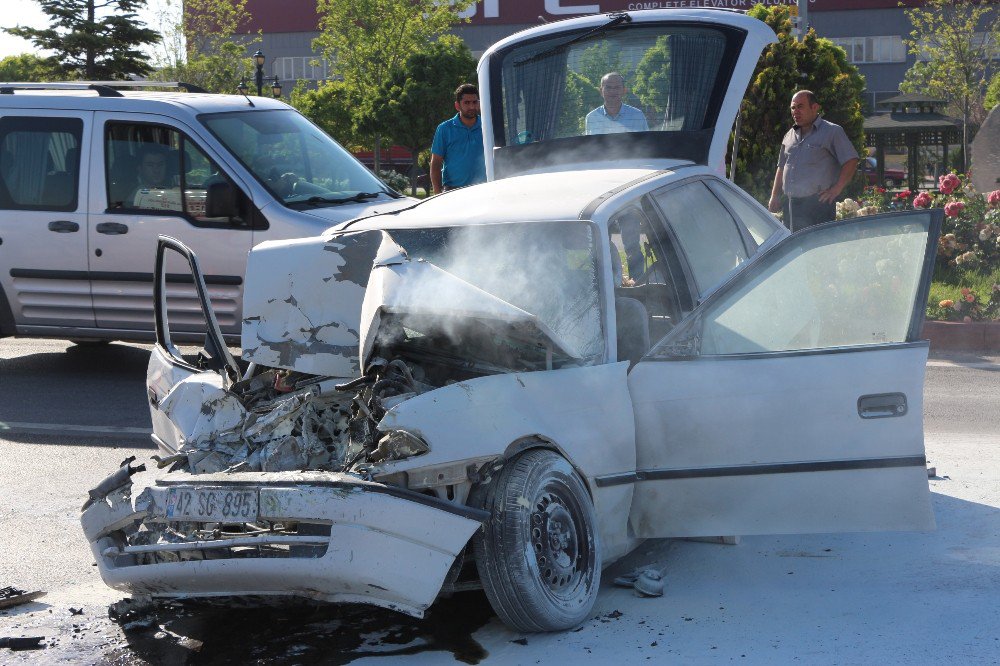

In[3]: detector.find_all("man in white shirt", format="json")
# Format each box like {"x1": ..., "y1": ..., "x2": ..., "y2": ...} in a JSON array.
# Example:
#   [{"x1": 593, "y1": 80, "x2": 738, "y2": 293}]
[{"x1": 585, "y1": 72, "x2": 649, "y2": 135}]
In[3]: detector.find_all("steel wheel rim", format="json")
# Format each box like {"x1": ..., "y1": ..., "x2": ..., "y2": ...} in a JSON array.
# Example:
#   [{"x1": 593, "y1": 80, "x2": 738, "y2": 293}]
[{"x1": 528, "y1": 483, "x2": 590, "y2": 597}]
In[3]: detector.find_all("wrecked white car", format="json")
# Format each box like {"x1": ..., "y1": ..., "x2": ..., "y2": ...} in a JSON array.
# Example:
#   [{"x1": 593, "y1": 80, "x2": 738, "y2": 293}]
[{"x1": 82, "y1": 9, "x2": 940, "y2": 633}]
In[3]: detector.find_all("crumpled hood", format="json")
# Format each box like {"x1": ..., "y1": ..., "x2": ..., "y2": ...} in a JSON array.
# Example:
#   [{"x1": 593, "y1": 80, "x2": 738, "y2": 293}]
[
  {"x1": 241, "y1": 229, "x2": 580, "y2": 378},
  {"x1": 359, "y1": 256, "x2": 581, "y2": 372}
]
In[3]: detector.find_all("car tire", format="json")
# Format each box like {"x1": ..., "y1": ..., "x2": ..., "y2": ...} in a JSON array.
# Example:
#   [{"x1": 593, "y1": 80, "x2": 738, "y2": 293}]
[
  {"x1": 472, "y1": 448, "x2": 601, "y2": 632},
  {"x1": 885, "y1": 178, "x2": 896, "y2": 188}
]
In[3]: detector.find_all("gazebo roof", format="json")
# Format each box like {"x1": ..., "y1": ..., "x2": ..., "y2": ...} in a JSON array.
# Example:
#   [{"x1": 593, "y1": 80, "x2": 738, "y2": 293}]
[
  {"x1": 863, "y1": 111, "x2": 961, "y2": 134},
  {"x1": 879, "y1": 92, "x2": 947, "y2": 106}
]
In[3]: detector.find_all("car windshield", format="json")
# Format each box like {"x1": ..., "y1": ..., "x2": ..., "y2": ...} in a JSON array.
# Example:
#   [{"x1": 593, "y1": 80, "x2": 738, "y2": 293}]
[
  {"x1": 200, "y1": 110, "x2": 391, "y2": 207},
  {"x1": 387, "y1": 221, "x2": 604, "y2": 361},
  {"x1": 497, "y1": 23, "x2": 731, "y2": 145}
]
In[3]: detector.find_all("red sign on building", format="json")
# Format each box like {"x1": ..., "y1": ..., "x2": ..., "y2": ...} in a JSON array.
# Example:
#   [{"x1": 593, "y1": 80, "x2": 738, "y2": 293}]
[{"x1": 243, "y1": 0, "x2": 927, "y2": 34}]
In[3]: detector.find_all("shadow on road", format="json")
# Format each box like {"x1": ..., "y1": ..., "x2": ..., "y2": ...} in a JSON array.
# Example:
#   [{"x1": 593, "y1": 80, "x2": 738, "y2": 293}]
[
  {"x1": 0, "y1": 342, "x2": 151, "y2": 377},
  {"x1": 101, "y1": 592, "x2": 496, "y2": 665},
  {"x1": 0, "y1": 342, "x2": 152, "y2": 436}
]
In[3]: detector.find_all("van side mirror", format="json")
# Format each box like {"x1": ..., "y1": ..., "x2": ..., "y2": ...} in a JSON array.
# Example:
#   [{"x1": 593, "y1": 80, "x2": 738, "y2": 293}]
[{"x1": 205, "y1": 181, "x2": 238, "y2": 218}]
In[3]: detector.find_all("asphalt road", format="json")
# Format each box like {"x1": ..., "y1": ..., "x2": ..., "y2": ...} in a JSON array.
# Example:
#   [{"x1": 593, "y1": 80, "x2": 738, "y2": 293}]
[
  {"x1": 0, "y1": 338, "x2": 997, "y2": 664},
  {"x1": 0, "y1": 338, "x2": 153, "y2": 438}
]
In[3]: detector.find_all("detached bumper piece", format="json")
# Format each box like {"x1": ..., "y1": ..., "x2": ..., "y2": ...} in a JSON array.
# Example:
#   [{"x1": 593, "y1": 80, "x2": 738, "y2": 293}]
[{"x1": 82, "y1": 471, "x2": 486, "y2": 617}]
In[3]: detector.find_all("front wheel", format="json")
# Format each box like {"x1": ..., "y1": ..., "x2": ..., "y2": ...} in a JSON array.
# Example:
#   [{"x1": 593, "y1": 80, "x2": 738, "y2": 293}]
[
  {"x1": 472, "y1": 449, "x2": 601, "y2": 632},
  {"x1": 885, "y1": 178, "x2": 897, "y2": 188}
]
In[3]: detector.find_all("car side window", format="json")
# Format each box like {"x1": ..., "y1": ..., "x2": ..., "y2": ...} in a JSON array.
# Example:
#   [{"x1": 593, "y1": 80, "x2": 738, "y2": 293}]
[
  {"x1": 651, "y1": 180, "x2": 749, "y2": 297},
  {"x1": 691, "y1": 213, "x2": 933, "y2": 355},
  {"x1": 705, "y1": 179, "x2": 780, "y2": 248},
  {"x1": 105, "y1": 122, "x2": 241, "y2": 225},
  {"x1": 609, "y1": 206, "x2": 687, "y2": 351},
  {"x1": 0, "y1": 116, "x2": 82, "y2": 211}
]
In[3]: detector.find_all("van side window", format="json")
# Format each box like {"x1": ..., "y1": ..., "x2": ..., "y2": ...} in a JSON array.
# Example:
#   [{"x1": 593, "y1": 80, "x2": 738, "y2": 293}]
[
  {"x1": 105, "y1": 122, "x2": 241, "y2": 224},
  {"x1": 0, "y1": 116, "x2": 82, "y2": 211}
]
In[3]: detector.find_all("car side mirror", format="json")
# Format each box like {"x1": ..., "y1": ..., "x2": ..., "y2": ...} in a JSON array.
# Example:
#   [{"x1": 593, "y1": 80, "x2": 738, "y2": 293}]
[{"x1": 205, "y1": 181, "x2": 238, "y2": 219}]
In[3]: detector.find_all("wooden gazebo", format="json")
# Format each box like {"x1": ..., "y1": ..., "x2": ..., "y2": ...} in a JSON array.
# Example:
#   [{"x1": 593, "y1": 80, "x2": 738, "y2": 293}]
[{"x1": 863, "y1": 93, "x2": 962, "y2": 190}]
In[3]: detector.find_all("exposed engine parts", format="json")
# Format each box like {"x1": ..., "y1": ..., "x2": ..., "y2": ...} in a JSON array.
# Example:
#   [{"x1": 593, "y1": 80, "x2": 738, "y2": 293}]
[{"x1": 165, "y1": 356, "x2": 433, "y2": 476}]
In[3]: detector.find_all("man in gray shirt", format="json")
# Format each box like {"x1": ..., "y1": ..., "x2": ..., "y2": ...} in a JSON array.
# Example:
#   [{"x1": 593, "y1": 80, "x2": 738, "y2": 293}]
[{"x1": 768, "y1": 90, "x2": 859, "y2": 232}]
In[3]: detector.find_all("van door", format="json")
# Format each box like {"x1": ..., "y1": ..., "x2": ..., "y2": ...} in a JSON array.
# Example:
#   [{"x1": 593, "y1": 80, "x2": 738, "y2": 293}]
[
  {"x1": 88, "y1": 113, "x2": 254, "y2": 337},
  {"x1": 0, "y1": 112, "x2": 93, "y2": 334}
]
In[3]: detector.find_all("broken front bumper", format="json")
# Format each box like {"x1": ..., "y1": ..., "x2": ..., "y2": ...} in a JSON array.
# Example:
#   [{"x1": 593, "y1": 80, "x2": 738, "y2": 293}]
[{"x1": 81, "y1": 471, "x2": 486, "y2": 617}]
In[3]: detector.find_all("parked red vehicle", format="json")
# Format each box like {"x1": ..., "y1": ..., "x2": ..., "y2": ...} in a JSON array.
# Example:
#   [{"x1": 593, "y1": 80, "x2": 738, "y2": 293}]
[{"x1": 860, "y1": 156, "x2": 906, "y2": 188}]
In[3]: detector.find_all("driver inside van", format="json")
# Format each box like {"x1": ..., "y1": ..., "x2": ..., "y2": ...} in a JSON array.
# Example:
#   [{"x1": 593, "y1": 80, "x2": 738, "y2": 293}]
[
  {"x1": 130, "y1": 146, "x2": 171, "y2": 205},
  {"x1": 253, "y1": 135, "x2": 300, "y2": 198}
]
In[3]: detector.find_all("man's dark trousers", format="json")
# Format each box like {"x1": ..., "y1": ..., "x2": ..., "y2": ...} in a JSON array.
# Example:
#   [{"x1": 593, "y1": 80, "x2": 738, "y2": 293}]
[{"x1": 783, "y1": 195, "x2": 836, "y2": 233}]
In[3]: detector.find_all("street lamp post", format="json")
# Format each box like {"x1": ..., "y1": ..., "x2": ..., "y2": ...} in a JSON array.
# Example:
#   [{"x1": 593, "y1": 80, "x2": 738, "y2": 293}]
[
  {"x1": 271, "y1": 76, "x2": 282, "y2": 98},
  {"x1": 253, "y1": 50, "x2": 265, "y2": 96}
]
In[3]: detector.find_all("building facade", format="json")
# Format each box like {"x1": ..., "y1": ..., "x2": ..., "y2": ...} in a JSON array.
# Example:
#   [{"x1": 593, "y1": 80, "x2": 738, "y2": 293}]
[{"x1": 243, "y1": 0, "x2": 995, "y2": 109}]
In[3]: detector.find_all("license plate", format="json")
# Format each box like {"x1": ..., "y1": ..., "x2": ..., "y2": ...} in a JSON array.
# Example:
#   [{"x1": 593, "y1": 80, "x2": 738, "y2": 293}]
[{"x1": 164, "y1": 487, "x2": 259, "y2": 522}]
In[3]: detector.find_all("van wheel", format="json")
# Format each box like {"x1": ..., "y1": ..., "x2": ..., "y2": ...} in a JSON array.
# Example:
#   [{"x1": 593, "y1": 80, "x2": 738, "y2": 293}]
[
  {"x1": 885, "y1": 178, "x2": 897, "y2": 188},
  {"x1": 472, "y1": 449, "x2": 600, "y2": 632}
]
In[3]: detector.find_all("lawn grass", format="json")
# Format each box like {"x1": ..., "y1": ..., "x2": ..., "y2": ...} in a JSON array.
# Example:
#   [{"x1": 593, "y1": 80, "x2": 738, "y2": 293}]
[{"x1": 927, "y1": 265, "x2": 1000, "y2": 320}]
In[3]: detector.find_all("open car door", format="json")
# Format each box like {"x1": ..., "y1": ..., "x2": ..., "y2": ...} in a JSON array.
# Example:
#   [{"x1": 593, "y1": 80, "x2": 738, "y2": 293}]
[
  {"x1": 146, "y1": 235, "x2": 241, "y2": 455},
  {"x1": 621, "y1": 210, "x2": 941, "y2": 538}
]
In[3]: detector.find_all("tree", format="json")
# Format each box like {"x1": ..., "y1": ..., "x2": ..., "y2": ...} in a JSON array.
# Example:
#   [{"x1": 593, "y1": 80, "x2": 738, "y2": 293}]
[
  {"x1": 290, "y1": 80, "x2": 357, "y2": 149},
  {"x1": 312, "y1": 0, "x2": 473, "y2": 171},
  {"x1": 633, "y1": 36, "x2": 670, "y2": 115},
  {"x1": 0, "y1": 53, "x2": 64, "y2": 82},
  {"x1": 732, "y1": 5, "x2": 866, "y2": 204},
  {"x1": 900, "y1": 0, "x2": 1000, "y2": 173},
  {"x1": 986, "y1": 72, "x2": 1000, "y2": 111},
  {"x1": 376, "y1": 35, "x2": 477, "y2": 193},
  {"x1": 5, "y1": 0, "x2": 159, "y2": 80},
  {"x1": 149, "y1": 0, "x2": 259, "y2": 94}
]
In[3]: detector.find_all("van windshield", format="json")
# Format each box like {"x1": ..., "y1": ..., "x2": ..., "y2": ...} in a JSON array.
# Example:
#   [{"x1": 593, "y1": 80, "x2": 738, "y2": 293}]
[{"x1": 200, "y1": 110, "x2": 392, "y2": 207}]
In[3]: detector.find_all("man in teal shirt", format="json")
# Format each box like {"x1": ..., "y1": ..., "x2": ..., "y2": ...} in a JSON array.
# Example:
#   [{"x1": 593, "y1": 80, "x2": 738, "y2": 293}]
[{"x1": 430, "y1": 84, "x2": 486, "y2": 194}]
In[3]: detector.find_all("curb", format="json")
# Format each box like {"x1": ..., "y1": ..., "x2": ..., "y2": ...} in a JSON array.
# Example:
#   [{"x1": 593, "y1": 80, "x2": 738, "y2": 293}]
[{"x1": 921, "y1": 320, "x2": 1000, "y2": 353}]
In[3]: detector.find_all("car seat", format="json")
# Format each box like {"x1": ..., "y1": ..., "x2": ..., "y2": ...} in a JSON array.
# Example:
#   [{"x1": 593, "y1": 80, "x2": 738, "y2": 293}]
[{"x1": 615, "y1": 296, "x2": 650, "y2": 367}]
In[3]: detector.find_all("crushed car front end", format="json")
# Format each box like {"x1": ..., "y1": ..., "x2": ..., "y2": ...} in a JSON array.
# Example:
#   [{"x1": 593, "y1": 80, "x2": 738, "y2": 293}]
[
  {"x1": 83, "y1": 215, "x2": 630, "y2": 627},
  {"x1": 81, "y1": 467, "x2": 485, "y2": 616}
]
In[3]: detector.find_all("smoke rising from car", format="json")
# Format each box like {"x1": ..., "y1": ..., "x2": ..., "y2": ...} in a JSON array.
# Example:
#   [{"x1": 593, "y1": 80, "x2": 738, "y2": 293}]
[{"x1": 385, "y1": 223, "x2": 604, "y2": 360}]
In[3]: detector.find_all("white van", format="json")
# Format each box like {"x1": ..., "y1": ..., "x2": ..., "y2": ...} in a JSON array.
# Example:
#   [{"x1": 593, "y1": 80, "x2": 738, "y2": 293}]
[{"x1": 0, "y1": 82, "x2": 412, "y2": 343}]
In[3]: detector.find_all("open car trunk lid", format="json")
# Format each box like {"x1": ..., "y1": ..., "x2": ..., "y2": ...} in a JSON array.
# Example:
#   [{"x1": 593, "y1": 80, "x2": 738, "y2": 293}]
[{"x1": 478, "y1": 9, "x2": 777, "y2": 178}]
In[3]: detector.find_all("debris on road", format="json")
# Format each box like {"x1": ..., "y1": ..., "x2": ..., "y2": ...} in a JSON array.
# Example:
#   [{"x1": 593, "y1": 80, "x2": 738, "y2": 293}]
[
  {"x1": 633, "y1": 570, "x2": 664, "y2": 597},
  {"x1": 0, "y1": 587, "x2": 45, "y2": 610},
  {"x1": 613, "y1": 568, "x2": 665, "y2": 597},
  {"x1": 0, "y1": 636, "x2": 45, "y2": 651}
]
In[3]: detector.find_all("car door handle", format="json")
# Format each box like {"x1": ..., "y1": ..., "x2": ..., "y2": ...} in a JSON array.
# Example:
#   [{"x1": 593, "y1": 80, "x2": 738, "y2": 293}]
[
  {"x1": 96, "y1": 222, "x2": 129, "y2": 235},
  {"x1": 858, "y1": 393, "x2": 908, "y2": 419},
  {"x1": 48, "y1": 220, "x2": 79, "y2": 233}
]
